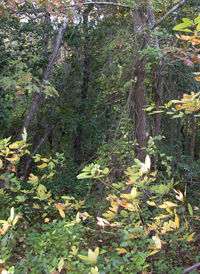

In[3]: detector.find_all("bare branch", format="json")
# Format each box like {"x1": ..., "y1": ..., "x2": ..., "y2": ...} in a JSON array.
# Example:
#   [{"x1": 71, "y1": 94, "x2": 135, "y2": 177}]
[
  {"x1": 69, "y1": 1, "x2": 131, "y2": 8},
  {"x1": 151, "y1": 0, "x2": 189, "y2": 30},
  {"x1": 182, "y1": 262, "x2": 200, "y2": 274}
]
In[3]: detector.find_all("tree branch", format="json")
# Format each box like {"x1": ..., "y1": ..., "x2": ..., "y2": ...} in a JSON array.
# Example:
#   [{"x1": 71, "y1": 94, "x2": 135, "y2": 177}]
[
  {"x1": 182, "y1": 262, "x2": 200, "y2": 274},
  {"x1": 151, "y1": 0, "x2": 189, "y2": 30},
  {"x1": 69, "y1": 1, "x2": 131, "y2": 8}
]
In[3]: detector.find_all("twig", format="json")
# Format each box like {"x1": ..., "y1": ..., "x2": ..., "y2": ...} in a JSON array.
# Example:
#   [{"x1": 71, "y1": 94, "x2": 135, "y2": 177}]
[{"x1": 181, "y1": 262, "x2": 200, "y2": 274}]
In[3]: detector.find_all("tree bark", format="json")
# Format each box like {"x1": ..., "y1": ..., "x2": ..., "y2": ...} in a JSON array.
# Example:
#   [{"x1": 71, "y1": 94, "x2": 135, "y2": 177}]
[
  {"x1": 73, "y1": 6, "x2": 92, "y2": 163},
  {"x1": 190, "y1": 113, "x2": 195, "y2": 165},
  {"x1": 133, "y1": 1, "x2": 148, "y2": 162},
  {"x1": 152, "y1": 61, "x2": 165, "y2": 147},
  {"x1": 184, "y1": 115, "x2": 188, "y2": 155}
]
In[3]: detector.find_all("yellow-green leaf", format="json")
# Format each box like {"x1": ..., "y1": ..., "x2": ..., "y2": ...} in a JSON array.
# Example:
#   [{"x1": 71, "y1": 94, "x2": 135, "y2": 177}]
[
  {"x1": 58, "y1": 258, "x2": 64, "y2": 273},
  {"x1": 188, "y1": 203, "x2": 193, "y2": 216},
  {"x1": 94, "y1": 247, "x2": 99, "y2": 258},
  {"x1": 103, "y1": 211, "x2": 116, "y2": 221},
  {"x1": 147, "y1": 201, "x2": 156, "y2": 206},
  {"x1": 186, "y1": 232, "x2": 195, "y2": 242},
  {"x1": 70, "y1": 246, "x2": 78, "y2": 255},
  {"x1": 37, "y1": 163, "x2": 48, "y2": 169},
  {"x1": 64, "y1": 221, "x2": 76, "y2": 227},
  {"x1": 116, "y1": 248, "x2": 127, "y2": 254},
  {"x1": 90, "y1": 267, "x2": 100, "y2": 274},
  {"x1": 77, "y1": 254, "x2": 91, "y2": 262},
  {"x1": 59, "y1": 208, "x2": 65, "y2": 218},
  {"x1": 88, "y1": 249, "x2": 97, "y2": 264},
  {"x1": 76, "y1": 212, "x2": 80, "y2": 223}
]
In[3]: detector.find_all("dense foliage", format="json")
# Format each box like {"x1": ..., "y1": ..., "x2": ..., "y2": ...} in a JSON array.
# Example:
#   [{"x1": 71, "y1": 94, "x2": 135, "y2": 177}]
[{"x1": 0, "y1": 0, "x2": 200, "y2": 273}]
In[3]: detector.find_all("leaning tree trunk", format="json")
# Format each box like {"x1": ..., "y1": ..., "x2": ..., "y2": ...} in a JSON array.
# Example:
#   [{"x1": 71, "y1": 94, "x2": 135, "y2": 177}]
[{"x1": 18, "y1": 17, "x2": 69, "y2": 141}]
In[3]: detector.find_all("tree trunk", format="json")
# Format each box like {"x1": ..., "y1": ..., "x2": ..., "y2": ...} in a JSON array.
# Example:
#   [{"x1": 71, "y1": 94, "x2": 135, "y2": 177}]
[
  {"x1": 133, "y1": 0, "x2": 148, "y2": 162},
  {"x1": 184, "y1": 115, "x2": 188, "y2": 155},
  {"x1": 152, "y1": 61, "x2": 165, "y2": 147},
  {"x1": 190, "y1": 113, "x2": 195, "y2": 164},
  {"x1": 73, "y1": 6, "x2": 92, "y2": 164}
]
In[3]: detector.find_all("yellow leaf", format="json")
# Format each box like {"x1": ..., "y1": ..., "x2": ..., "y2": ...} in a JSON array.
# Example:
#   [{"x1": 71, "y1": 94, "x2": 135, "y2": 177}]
[
  {"x1": 147, "y1": 201, "x2": 156, "y2": 206},
  {"x1": 59, "y1": 209, "x2": 65, "y2": 218},
  {"x1": 44, "y1": 218, "x2": 50, "y2": 223},
  {"x1": 152, "y1": 236, "x2": 162, "y2": 250},
  {"x1": 41, "y1": 158, "x2": 48, "y2": 162},
  {"x1": 186, "y1": 232, "x2": 195, "y2": 242},
  {"x1": 174, "y1": 209, "x2": 179, "y2": 228},
  {"x1": 28, "y1": 173, "x2": 38, "y2": 183},
  {"x1": 121, "y1": 193, "x2": 135, "y2": 200},
  {"x1": 109, "y1": 199, "x2": 118, "y2": 213},
  {"x1": 116, "y1": 248, "x2": 127, "y2": 254},
  {"x1": 169, "y1": 220, "x2": 176, "y2": 229},
  {"x1": 6, "y1": 153, "x2": 20, "y2": 162},
  {"x1": 79, "y1": 200, "x2": 85, "y2": 206},
  {"x1": 33, "y1": 203, "x2": 40, "y2": 209},
  {"x1": 162, "y1": 221, "x2": 172, "y2": 232},
  {"x1": 9, "y1": 142, "x2": 19, "y2": 149},
  {"x1": 0, "y1": 159, "x2": 3, "y2": 169},
  {"x1": 159, "y1": 201, "x2": 177, "y2": 208},
  {"x1": 154, "y1": 214, "x2": 171, "y2": 220},
  {"x1": 195, "y1": 76, "x2": 200, "y2": 82},
  {"x1": 37, "y1": 163, "x2": 48, "y2": 169}
]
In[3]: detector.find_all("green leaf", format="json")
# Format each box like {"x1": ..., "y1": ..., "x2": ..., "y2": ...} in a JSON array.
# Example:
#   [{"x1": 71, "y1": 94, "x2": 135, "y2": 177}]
[
  {"x1": 173, "y1": 18, "x2": 193, "y2": 31},
  {"x1": 77, "y1": 172, "x2": 93, "y2": 179},
  {"x1": 194, "y1": 16, "x2": 200, "y2": 24},
  {"x1": 15, "y1": 195, "x2": 26, "y2": 202},
  {"x1": 65, "y1": 221, "x2": 76, "y2": 227},
  {"x1": 188, "y1": 203, "x2": 193, "y2": 216}
]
